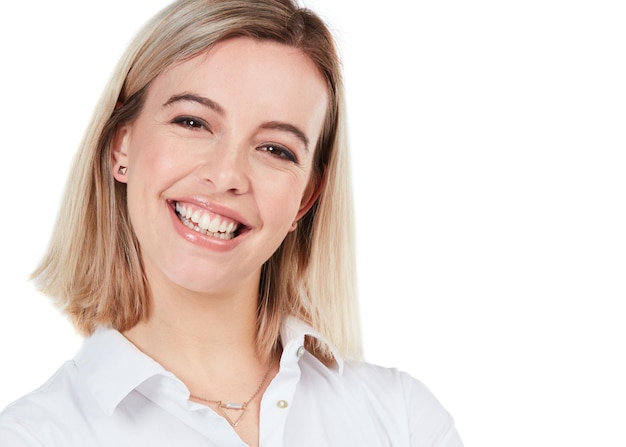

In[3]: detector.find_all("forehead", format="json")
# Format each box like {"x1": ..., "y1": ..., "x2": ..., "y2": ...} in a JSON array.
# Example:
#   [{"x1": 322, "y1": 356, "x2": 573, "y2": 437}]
[{"x1": 147, "y1": 38, "x2": 329, "y2": 129}]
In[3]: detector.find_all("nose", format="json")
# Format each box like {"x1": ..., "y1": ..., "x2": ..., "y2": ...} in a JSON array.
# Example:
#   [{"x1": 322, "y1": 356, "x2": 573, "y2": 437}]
[{"x1": 196, "y1": 141, "x2": 250, "y2": 194}]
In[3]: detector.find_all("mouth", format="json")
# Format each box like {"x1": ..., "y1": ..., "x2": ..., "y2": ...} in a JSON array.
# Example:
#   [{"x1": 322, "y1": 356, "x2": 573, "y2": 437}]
[{"x1": 174, "y1": 201, "x2": 243, "y2": 240}]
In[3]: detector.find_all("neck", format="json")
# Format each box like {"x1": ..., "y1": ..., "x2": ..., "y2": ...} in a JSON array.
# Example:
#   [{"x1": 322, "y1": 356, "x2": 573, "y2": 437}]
[{"x1": 123, "y1": 269, "x2": 273, "y2": 400}]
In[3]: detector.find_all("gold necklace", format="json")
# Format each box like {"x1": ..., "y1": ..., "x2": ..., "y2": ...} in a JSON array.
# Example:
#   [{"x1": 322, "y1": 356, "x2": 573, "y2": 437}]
[{"x1": 190, "y1": 362, "x2": 274, "y2": 427}]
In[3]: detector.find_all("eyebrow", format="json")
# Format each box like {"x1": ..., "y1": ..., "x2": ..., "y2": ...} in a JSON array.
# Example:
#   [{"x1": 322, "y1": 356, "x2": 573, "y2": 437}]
[
  {"x1": 163, "y1": 93, "x2": 310, "y2": 149},
  {"x1": 260, "y1": 121, "x2": 310, "y2": 150},
  {"x1": 163, "y1": 93, "x2": 225, "y2": 116}
]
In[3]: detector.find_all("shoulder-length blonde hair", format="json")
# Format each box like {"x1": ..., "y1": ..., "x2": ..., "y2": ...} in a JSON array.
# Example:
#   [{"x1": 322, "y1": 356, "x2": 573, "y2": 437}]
[{"x1": 33, "y1": 0, "x2": 361, "y2": 362}]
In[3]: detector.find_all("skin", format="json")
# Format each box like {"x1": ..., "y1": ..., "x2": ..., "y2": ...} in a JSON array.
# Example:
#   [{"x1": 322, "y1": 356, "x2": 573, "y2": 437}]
[{"x1": 111, "y1": 37, "x2": 328, "y2": 446}]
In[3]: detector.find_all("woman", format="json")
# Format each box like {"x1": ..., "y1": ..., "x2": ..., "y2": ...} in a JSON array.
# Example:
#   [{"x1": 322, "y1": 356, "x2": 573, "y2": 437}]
[{"x1": 0, "y1": 0, "x2": 463, "y2": 446}]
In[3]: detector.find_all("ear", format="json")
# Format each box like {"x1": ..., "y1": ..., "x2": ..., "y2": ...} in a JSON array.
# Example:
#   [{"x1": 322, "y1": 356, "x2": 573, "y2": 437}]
[
  {"x1": 293, "y1": 167, "x2": 326, "y2": 223},
  {"x1": 111, "y1": 125, "x2": 130, "y2": 183}
]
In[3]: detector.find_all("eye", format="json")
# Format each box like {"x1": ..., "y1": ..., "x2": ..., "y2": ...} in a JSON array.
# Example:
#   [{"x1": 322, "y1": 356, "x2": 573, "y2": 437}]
[
  {"x1": 171, "y1": 115, "x2": 210, "y2": 131},
  {"x1": 257, "y1": 144, "x2": 298, "y2": 163}
]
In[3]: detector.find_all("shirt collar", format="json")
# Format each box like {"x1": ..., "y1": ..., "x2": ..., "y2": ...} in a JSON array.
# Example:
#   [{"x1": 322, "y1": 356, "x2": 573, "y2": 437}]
[
  {"x1": 280, "y1": 316, "x2": 345, "y2": 375},
  {"x1": 74, "y1": 317, "x2": 344, "y2": 415},
  {"x1": 74, "y1": 327, "x2": 180, "y2": 416}
]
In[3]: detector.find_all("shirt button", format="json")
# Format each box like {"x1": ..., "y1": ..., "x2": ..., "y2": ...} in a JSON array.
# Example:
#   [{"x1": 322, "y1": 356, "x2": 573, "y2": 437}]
[
  {"x1": 276, "y1": 400, "x2": 289, "y2": 409},
  {"x1": 296, "y1": 346, "x2": 305, "y2": 358}
]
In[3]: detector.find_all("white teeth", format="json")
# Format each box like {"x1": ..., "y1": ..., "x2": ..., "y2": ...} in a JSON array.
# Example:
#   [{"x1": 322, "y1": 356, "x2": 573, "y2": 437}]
[
  {"x1": 208, "y1": 218, "x2": 220, "y2": 233},
  {"x1": 198, "y1": 214, "x2": 211, "y2": 230},
  {"x1": 191, "y1": 210, "x2": 202, "y2": 224},
  {"x1": 174, "y1": 202, "x2": 240, "y2": 240}
]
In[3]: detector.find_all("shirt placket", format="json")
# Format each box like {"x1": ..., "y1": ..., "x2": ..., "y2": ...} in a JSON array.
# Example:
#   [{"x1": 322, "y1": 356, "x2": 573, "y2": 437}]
[{"x1": 258, "y1": 338, "x2": 305, "y2": 447}]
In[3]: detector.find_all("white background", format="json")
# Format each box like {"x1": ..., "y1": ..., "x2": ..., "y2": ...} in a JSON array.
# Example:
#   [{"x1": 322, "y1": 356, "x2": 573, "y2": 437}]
[{"x1": 1, "y1": 1, "x2": 625, "y2": 446}]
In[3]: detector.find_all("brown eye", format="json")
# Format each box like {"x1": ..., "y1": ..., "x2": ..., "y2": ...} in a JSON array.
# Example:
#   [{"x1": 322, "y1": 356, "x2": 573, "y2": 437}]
[
  {"x1": 172, "y1": 116, "x2": 210, "y2": 131},
  {"x1": 258, "y1": 144, "x2": 298, "y2": 163}
]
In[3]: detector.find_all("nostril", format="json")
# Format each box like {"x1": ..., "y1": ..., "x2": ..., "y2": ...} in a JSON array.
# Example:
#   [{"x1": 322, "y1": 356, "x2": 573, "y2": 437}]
[{"x1": 196, "y1": 150, "x2": 250, "y2": 194}]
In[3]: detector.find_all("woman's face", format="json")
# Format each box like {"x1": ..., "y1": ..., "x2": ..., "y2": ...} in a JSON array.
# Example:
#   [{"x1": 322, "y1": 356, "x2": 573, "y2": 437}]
[{"x1": 113, "y1": 37, "x2": 328, "y2": 296}]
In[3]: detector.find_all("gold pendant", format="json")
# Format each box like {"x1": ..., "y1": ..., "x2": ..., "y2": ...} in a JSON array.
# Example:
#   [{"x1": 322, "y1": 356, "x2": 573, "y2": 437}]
[{"x1": 217, "y1": 401, "x2": 248, "y2": 427}]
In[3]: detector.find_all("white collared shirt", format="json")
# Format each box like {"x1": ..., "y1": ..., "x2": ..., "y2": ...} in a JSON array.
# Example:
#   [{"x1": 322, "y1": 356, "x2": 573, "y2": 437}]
[{"x1": 0, "y1": 317, "x2": 463, "y2": 446}]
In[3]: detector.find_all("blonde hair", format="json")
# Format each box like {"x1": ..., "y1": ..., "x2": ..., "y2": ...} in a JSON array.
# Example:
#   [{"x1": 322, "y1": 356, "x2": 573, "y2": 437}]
[{"x1": 32, "y1": 0, "x2": 361, "y2": 362}]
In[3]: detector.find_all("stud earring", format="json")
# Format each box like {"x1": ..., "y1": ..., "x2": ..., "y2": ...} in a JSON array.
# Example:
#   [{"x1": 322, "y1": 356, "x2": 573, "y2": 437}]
[
  {"x1": 117, "y1": 166, "x2": 127, "y2": 175},
  {"x1": 290, "y1": 221, "x2": 298, "y2": 231}
]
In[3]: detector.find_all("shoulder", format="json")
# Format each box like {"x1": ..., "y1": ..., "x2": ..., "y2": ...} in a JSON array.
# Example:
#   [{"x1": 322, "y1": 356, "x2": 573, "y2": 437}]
[
  {"x1": 298, "y1": 357, "x2": 463, "y2": 446},
  {"x1": 1, "y1": 360, "x2": 79, "y2": 417},
  {"x1": 346, "y1": 362, "x2": 463, "y2": 446},
  {"x1": 342, "y1": 361, "x2": 451, "y2": 416},
  {"x1": 0, "y1": 361, "x2": 85, "y2": 445}
]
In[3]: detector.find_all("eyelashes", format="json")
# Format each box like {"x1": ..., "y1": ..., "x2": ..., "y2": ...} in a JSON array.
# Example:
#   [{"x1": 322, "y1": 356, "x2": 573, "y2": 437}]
[
  {"x1": 171, "y1": 115, "x2": 210, "y2": 131},
  {"x1": 171, "y1": 115, "x2": 299, "y2": 164},
  {"x1": 257, "y1": 144, "x2": 298, "y2": 163}
]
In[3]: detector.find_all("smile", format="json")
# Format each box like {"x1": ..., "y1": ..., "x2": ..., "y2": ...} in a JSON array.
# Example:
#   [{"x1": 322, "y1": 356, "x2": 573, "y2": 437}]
[{"x1": 174, "y1": 202, "x2": 241, "y2": 240}]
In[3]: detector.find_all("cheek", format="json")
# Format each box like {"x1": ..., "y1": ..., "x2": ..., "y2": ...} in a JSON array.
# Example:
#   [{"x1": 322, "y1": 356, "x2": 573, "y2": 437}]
[
  {"x1": 124, "y1": 147, "x2": 178, "y2": 227},
  {"x1": 128, "y1": 137, "x2": 188, "y2": 189},
  {"x1": 256, "y1": 176, "x2": 308, "y2": 225},
  {"x1": 129, "y1": 137, "x2": 167, "y2": 172}
]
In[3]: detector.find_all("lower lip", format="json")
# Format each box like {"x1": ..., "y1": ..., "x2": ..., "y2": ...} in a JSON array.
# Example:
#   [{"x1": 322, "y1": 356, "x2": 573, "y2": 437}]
[{"x1": 168, "y1": 204, "x2": 245, "y2": 252}]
